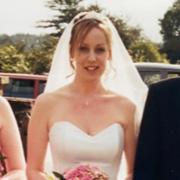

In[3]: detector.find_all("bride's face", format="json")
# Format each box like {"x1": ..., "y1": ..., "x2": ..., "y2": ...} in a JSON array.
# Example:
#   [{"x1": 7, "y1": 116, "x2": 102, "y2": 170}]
[{"x1": 71, "y1": 27, "x2": 111, "y2": 80}]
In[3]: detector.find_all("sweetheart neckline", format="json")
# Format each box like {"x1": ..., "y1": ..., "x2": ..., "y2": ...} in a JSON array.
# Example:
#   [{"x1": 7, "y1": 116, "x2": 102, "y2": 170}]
[{"x1": 49, "y1": 121, "x2": 124, "y2": 138}]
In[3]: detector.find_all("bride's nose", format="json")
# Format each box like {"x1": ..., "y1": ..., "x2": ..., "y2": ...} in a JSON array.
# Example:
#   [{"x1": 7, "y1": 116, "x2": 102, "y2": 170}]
[{"x1": 87, "y1": 50, "x2": 96, "y2": 62}]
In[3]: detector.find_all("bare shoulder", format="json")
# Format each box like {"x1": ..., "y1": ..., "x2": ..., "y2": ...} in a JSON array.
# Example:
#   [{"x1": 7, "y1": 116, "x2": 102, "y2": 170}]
[
  {"x1": 34, "y1": 86, "x2": 69, "y2": 110},
  {"x1": 0, "y1": 96, "x2": 11, "y2": 113},
  {"x1": 109, "y1": 92, "x2": 136, "y2": 111},
  {"x1": 109, "y1": 92, "x2": 136, "y2": 125},
  {"x1": 30, "y1": 87, "x2": 70, "y2": 128},
  {"x1": 117, "y1": 95, "x2": 136, "y2": 127},
  {"x1": 35, "y1": 92, "x2": 55, "y2": 107}
]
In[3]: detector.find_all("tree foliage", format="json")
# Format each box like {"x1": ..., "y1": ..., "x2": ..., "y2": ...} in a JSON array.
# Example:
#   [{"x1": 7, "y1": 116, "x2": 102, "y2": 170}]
[
  {"x1": 37, "y1": 0, "x2": 85, "y2": 36},
  {"x1": 107, "y1": 15, "x2": 141, "y2": 49},
  {"x1": 0, "y1": 45, "x2": 30, "y2": 73},
  {"x1": 26, "y1": 36, "x2": 57, "y2": 74},
  {"x1": 130, "y1": 40, "x2": 169, "y2": 63},
  {"x1": 0, "y1": 35, "x2": 57, "y2": 74},
  {"x1": 160, "y1": 0, "x2": 180, "y2": 63}
]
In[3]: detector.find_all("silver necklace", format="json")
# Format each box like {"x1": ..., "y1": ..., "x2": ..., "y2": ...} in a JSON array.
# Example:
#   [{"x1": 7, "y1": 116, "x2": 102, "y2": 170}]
[
  {"x1": 84, "y1": 100, "x2": 89, "y2": 106},
  {"x1": 82, "y1": 97, "x2": 91, "y2": 107}
]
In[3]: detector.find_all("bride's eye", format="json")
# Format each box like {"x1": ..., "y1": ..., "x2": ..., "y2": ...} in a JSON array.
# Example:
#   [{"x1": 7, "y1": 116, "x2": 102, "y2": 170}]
[
  {"x1": 79, "y1": 46, "x2": 89, "y2": 53},
  {"x1": 95, "y1": 47, "x2": 106, "y2": 54}
]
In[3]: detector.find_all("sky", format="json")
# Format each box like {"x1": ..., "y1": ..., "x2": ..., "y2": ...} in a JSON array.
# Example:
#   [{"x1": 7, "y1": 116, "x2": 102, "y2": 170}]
[{"x1": 0, "y1": 0, "x2": 176, "y2": 42}]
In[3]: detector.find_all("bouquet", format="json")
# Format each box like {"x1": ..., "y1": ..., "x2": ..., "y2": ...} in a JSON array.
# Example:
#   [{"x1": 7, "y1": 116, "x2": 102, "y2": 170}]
[{"x1": 53, "y1": 164, "x2": 109, "y2": 180}]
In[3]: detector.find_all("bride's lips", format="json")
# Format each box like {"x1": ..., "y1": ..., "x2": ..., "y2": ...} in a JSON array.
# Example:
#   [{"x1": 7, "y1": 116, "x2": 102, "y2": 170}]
[{"x1": 84, "y1": 65, "x2": 99, "y2": 71}]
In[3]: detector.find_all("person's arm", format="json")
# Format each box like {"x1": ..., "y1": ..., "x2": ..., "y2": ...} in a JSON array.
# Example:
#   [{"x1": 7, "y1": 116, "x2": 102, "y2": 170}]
[
  {"x1": 26, "y1": 94, "x2": 50, "y2": 180},
  {"x1": 0, "y1": 97, "x2": 26, "y2": 180},
  {"x1": 133, "y1": 85, "x2": 160, "y2": 180},
  {"x1": 123, "y1": 101, "x2": 137, "y2": 180}
]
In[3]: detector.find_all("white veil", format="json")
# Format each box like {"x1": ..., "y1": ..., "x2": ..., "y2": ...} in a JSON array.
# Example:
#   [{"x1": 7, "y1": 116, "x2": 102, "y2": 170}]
[{"x1": 44, "y1": 11, "x2": 148, "y2": 177}]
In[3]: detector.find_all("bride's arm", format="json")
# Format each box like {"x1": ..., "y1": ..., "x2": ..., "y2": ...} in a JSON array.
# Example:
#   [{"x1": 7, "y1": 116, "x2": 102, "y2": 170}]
[
  {"x1": 26, "y1": 169, "x2": 48, "y2": 180},
  {"x1": 0, "y1": 97, "x2": 26, "y2": 180},
  {"x1": 1, "y1": 170, "x2": 26, "y2": 180},
  {"x1": 27, "y1": 94, "x2": 50, "y2": 180},
  {"x1": 123, "y1": 101, "x2": 137, "y2": 180}
]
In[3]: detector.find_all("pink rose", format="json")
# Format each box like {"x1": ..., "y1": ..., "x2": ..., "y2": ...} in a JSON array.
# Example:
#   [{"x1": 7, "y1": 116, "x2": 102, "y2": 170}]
[
  {"x1": 53, "y1": 164, "x2": 109, "y2": 180},
  {"x1": 63, "y1": 164, "x2": 108, "y2": 180}
]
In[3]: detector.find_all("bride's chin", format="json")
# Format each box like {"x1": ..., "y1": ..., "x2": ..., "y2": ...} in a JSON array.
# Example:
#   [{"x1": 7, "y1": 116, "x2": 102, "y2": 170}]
[
  {"x1": 83, "y1": 73, "x2": 102, "y2": 81},
  {"x1": 85, "y1": 70, "x2": 104, "y2": 79}
]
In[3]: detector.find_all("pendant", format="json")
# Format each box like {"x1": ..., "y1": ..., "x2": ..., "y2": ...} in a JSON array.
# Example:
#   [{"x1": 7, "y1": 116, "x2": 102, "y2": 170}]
[{"x1": 84, "y1": 100, "x2": 89, "y2": 106}]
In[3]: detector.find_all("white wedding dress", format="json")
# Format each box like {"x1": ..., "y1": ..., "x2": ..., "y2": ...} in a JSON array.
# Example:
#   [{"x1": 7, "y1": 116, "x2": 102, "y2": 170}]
[{"x1": 49, "y1": 121, "x2": 124, "y2": 180}]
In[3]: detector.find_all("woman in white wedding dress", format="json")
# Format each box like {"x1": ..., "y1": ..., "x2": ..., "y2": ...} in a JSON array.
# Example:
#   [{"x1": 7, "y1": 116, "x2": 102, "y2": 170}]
[{"x1": 27, "y1": 11, "x2": 147, "y2": 180}]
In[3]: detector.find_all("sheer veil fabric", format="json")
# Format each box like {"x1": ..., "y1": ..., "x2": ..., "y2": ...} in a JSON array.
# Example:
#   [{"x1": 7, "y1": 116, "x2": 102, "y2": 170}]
[{"x1": 44, "y1": 11, "x2": 148, "y2": 178}]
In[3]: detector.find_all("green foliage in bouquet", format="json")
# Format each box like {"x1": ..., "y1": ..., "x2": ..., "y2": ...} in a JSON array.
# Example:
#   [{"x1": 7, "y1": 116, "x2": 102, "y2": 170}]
[
  {"x1": 0, "y1": 152, "x2": 7, "y2": 176},
  {"x1": 53, "y1": 171, "x2": 66, "y2": 180}
]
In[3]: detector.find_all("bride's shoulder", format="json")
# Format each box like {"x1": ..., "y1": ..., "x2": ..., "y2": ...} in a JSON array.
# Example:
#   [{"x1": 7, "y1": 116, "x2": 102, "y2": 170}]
[
  {"x1": 0, "y1": 96, "x2": 10, "y2": 113},
  {"x1": 108, "y1": 91, "x2": 134, "y2": 104},
  {"x1": 108, "y1": 92, "x2": 136, "y2": 125},
  {"x1": 34, "y1": 86, "x2": 70, "y2": 106},
  {"x1": 108, "y1": 91, "x2": 136, "y2": 111}
]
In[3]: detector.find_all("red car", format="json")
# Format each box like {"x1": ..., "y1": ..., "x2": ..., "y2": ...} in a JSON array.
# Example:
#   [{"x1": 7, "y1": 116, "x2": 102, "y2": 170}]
[{"x1": 0, "y1": 72, "x2": 47, "y2": 102}]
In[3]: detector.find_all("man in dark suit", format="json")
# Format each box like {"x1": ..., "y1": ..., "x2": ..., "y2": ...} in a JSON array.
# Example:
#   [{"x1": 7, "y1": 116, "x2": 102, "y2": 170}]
[{"x1": 133, "y1": 77, "x2": 180, "y2": 180}]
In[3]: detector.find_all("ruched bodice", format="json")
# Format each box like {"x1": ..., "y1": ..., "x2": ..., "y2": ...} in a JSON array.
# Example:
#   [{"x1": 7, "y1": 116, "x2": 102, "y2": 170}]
[{"x1": 49, "y1": 121, "x2": 124, "y2": 180}]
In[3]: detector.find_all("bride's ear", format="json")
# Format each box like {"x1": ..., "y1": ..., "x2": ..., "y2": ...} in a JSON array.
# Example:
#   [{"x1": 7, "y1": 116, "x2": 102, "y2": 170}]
[
  {"x1": 108, "y1": 49, "x2": 112, "y2": 61},
  {"x1": 70, "y1": 45, "x2": 76, "y2": 69},
  {"x1": 70, "y1": 58, "x2": 75, "y2": 70}
]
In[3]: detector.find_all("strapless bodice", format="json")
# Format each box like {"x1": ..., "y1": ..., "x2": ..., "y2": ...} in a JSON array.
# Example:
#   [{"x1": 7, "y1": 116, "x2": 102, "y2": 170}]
[{"x1": 49, "y1": 121, "x2": 124, "y2": 180}]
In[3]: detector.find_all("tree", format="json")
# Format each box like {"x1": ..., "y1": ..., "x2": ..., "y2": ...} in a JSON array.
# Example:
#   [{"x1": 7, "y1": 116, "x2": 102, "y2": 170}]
[
  {"x1": 37, "y1": 0, "x2": 85, "y2": 36},
  {"x1": 0, "y1": 44, "x2": 30, "y2": 73},
  {"x1": 0, "y1": 34, "x2": 12, "y2": 46},
  {"x1": 26, "y1": 36, "x2": 57, "y2": 74},
  {"x1": 0, "y1": 35, "x2": 57, "y2": 74},
  {"x1": 107, "y1": 15, "x2": 141, "y2": 49},
  {"x1": 130, "y1": 40, "x2": 169, "y2": 63},
  {"x1": 160, "y1": 0, "x2": 180, "y2": 63}
]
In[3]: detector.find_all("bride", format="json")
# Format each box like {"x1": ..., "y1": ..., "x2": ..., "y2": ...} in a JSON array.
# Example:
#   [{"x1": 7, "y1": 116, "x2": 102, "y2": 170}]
[{"x1": 27, "y1": 11, "x2": 147, "y2": 180}]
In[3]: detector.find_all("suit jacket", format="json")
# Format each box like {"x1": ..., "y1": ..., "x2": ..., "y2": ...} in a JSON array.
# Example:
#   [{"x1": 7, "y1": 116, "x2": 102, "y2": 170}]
[{"x1": 133, "y1": 77, "x2": 180, "y2": 180}]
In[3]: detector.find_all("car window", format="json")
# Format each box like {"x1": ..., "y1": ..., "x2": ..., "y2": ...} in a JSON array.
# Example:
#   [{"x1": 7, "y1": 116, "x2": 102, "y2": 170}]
[
  {"x1": 139, "y1": 71, "x2": 161, "y2": 86},
  {"x1": 3, "y1": 79, "x2": 34, "y2": 98},
  {"x1": 167, "y1": 72, "x2": 180, "y2": 79},
  {"x1": 39, "y1": 80, "x2": 46, "y2": 94},
  {"x1": 136, "y1": 63, "x2": 180, "y2": 86}
]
